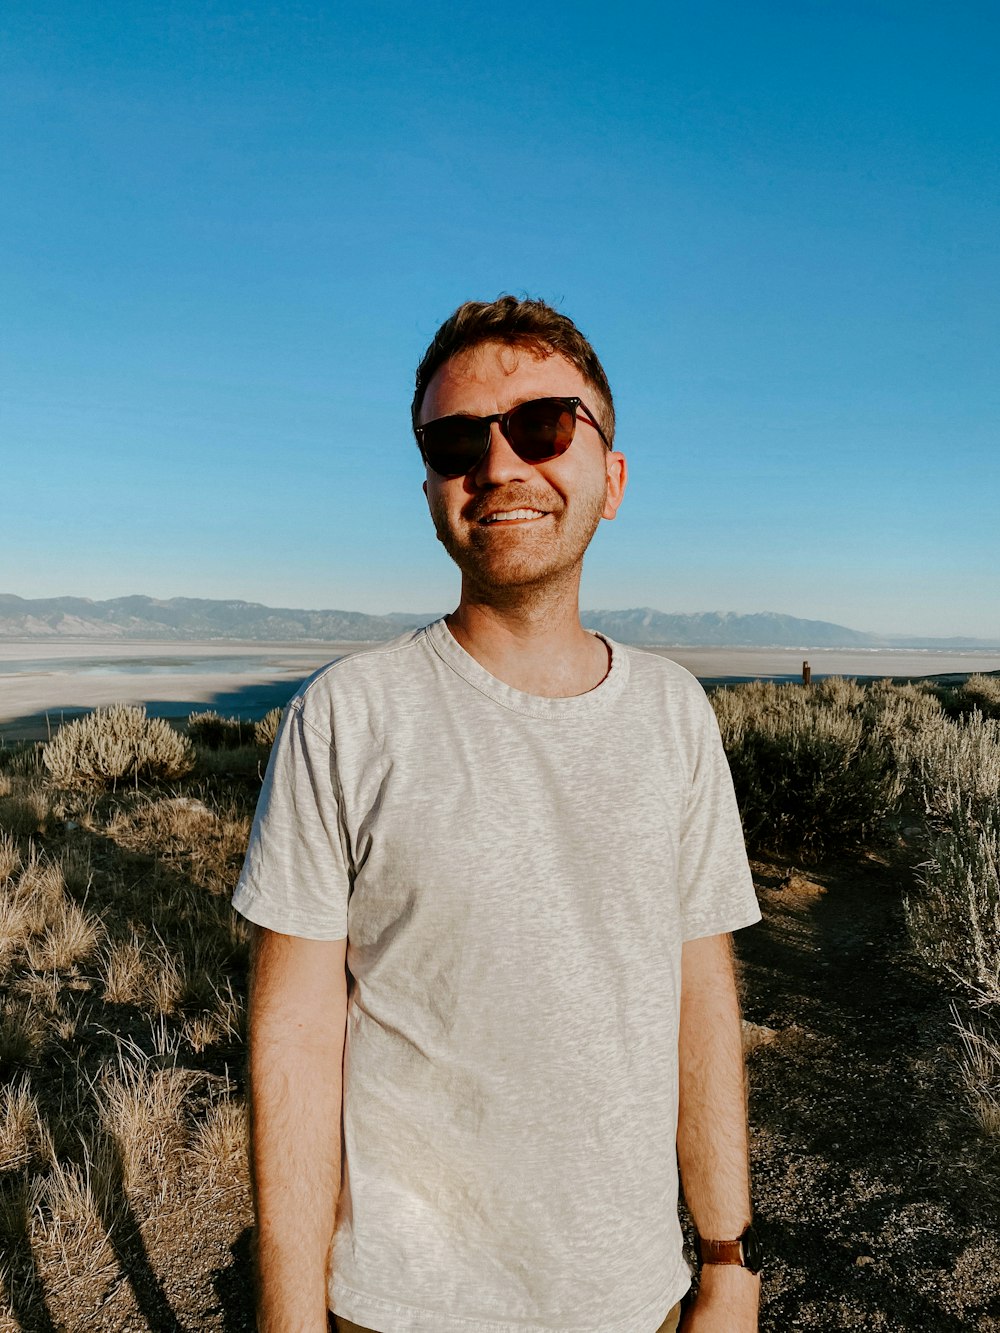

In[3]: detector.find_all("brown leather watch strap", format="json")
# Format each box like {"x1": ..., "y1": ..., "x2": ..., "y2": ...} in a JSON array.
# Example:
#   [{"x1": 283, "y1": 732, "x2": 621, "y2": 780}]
[
  {"x1": 698, "y1": 1237, "x2": 746, "y2": 1265},
  {"x1": 696, "y1": 1223, "x2": 763, "y2": 1274}
]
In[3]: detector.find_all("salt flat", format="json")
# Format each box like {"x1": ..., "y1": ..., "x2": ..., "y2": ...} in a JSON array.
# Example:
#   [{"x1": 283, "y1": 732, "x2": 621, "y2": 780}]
[
  {"x1": 642, "y1": 644, "x2": 1000, "y2": 682},
  {"x1": 1, "y1": 638, "x2": 998, "y2": 742},
  {"x1": 0, "y1": 641, "x2": 366, "y2": 740}
]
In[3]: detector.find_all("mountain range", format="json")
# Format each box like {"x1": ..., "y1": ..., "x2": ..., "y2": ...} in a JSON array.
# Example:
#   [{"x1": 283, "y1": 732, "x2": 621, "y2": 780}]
[{"x1": 1, "y1": 595, "x2": 997, "y2": 650}]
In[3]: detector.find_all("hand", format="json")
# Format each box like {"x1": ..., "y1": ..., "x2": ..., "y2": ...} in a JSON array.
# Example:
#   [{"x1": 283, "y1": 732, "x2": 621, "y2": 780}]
[{"x1": 679, "y1": 1264, "x2": 759, "y2": 1332}]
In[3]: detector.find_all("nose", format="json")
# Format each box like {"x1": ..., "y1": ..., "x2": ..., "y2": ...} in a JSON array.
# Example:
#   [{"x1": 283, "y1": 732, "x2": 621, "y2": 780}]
[{"x1": 470, "y1": 422, "x2": 534, "y2": 487}]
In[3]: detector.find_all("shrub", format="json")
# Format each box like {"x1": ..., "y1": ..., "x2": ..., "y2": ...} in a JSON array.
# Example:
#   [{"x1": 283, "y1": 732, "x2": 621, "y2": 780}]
[
  {"x1": 862, "y1": 680, "x2": 943, "y2": 746},
  {"x1": 711, "y1": 680, "x2": 901, "y2": 857},
  {"x1": 187, "y1": 711, "x2": 254, "y2": 750},
  {"x1": 812, "y1": 676, "x2": 867, "y2": 709},
  {"x1": 906, "y1": 810, "x2": 1000, "y2": 1006},
  {"x1": 42, "y1": 705, "x2": 195, "y2": 790},
  {"x1": 903, "y1": 708, "x2": 1000, "y2": 1009},
  {"x1": 895, "y1": 710, "x2": 1000, "y2": 826},
  {"x1": 955, "y1": 674, "x2": 1000, "y2": 720},
  {"x1": 254, "y1": 707, "x2": 283, "y2": 752}
]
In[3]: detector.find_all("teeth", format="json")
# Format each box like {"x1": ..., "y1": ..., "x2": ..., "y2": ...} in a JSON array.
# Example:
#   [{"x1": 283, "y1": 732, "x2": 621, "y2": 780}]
[{"x1": 483, "y1": 509, "x2": 545, "y2": 523}]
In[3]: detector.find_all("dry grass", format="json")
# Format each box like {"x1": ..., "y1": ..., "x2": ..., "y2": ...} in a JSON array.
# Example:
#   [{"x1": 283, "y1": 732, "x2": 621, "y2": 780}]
[
  {"x1": 0, "y1": 999, "x2": 49, "y2": 1073},
  {"x1": 0, "y1": 737, "x2": 255, "y2": 1329},
  {"x1": 189, "y1": 1095, "x2": 249, "y2": 1186},
  {"x1": 0, "y1": 789, "x2": 55, "y2": 839},
  {"x1": 0, "y1": 1079, "x2": 41, "y2": 1173},
  {"x1": 94, "y1": 1043, "x2": 199, "y2": 1193},
  {"x1": 25, "y1": 899, "x2": 101, "y2": 973},
  {"x1": 0, "y1": 831, "x2": 20, "y2": 882},
  {"x1": 99, "y1": 932, "x2": 186, "y2": 1014},
  {"x1": 953, "y1": 1007, "x2": 1000, "y2": 1137}
]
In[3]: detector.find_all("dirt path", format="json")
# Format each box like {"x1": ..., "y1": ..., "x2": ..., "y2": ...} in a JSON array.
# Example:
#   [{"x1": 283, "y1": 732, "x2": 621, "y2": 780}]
[{"x1": 733, "y1": 853, "x2": 1000, "y2": 1331}]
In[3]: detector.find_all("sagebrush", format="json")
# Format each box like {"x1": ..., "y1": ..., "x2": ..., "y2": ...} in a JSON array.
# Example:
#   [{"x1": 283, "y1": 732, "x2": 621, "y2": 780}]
[{"x1": 42, "y1": 705, "x2": 195, "y2": 790}]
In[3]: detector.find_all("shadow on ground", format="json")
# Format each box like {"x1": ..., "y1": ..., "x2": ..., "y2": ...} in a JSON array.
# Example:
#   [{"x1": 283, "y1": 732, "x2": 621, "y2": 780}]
[{"x1": 0, "y1": 676, "x2": 310, "y2": 744}]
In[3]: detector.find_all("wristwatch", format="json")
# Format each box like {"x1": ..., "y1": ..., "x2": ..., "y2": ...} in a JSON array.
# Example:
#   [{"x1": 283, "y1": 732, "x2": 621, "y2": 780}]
[{"x1": 696, "y1": 1222, "x2": 763, "y2": 1275}]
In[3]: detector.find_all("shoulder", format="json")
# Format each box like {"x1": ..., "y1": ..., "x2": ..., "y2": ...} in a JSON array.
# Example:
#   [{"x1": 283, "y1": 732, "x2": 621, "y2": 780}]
[
  {"x1": 615, "y1": 642, "x2": 715, "y2": 714},
  {"x1": 293, "y1": 626, "x2": 431, "y2": 698},
  {"x1": 607, "y1": 641, "x2": 726, "y2": 776},
  {"x1": 285, "y1": 624, "x2": 437, "y2": 738}
]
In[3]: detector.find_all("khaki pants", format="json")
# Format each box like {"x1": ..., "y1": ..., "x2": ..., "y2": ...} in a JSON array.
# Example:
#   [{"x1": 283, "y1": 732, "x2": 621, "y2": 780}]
[{"x1": 332, "y1": 1302, "x2": 682, "y2": 1333}]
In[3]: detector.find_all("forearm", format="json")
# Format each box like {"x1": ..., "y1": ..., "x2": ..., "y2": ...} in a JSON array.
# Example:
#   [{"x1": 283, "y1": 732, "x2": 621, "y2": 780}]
[
  {"x1": 249, "y1": 928, "x2": 348, "y2": 1333},
  {"x1": 676, "y1": 932, "x2": 758, "y2": 1328}
]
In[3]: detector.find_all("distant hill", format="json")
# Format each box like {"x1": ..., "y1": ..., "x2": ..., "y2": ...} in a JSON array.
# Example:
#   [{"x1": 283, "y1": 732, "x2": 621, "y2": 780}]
[
  {"x1": 579, "y1": 608, "x2": 881, "y2": 648},
  {"x1": 0, "y1": 594, "x2": 997, "y2": 650},
  {"x1": 0, "y1": 595, "x2": 434, "y2": 643}
]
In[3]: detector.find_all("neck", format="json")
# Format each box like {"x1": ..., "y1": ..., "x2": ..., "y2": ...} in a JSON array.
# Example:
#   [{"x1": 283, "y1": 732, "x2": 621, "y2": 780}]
[{"x1": 446, "y1": 573, "x2": 610, "y2": 698}]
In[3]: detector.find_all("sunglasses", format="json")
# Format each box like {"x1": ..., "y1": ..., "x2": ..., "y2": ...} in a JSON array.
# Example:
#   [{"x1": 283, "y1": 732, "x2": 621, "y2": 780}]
[{"x1": 415, "y1": 396, "x2": 610, "y2": 479}]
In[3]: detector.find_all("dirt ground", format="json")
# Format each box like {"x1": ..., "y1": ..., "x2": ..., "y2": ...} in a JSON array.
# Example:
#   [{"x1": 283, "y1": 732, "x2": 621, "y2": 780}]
[{"x1": 733, "y1": 853, "x2": 1000, "y2": 1332}]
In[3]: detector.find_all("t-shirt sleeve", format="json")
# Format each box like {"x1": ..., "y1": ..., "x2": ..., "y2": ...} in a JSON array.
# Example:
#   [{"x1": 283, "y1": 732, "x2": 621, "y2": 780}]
[
  {"x1": 677, "y1": 694, "x2": 761, "y2": 941},
  {"x1": 231, "y1": 699, "x2": 351, "y2": 939}
]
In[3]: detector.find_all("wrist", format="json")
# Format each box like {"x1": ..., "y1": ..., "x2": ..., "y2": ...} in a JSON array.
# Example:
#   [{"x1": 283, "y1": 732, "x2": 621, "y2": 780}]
[
  {"x1": 696, "y1": 1261, "x2": 760, "y2": 1291},
  {"x1": 690, "y1": 1262, "x2": 760, "y2": 1321}
]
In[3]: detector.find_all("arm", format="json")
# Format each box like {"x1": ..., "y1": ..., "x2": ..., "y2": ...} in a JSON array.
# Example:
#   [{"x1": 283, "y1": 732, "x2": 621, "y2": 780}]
[
  {"x1": 676, "y1": 931, "x2": 759, "y2": 1331},
  {"x1": 248, "y1": 925, "x2": 349, "y2": 1333}
]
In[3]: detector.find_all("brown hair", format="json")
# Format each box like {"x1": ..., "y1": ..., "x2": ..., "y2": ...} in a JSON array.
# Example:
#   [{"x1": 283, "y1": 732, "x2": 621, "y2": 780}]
[{"x1": 411, "y1": 295, "x2": 615, "y2": 444}]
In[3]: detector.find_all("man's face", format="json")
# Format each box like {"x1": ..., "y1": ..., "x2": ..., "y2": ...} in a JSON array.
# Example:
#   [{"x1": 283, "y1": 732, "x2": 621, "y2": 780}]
[{"x1": 420, "y1": 342, "x2": 627, "y2": 597}]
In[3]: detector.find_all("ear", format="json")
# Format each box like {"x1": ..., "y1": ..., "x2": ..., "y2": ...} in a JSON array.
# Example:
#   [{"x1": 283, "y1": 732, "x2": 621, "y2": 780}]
[
  {"x1": 422, "y1": 479, "x2": 428, "y2": 500},
  {"x1": 601, "y1": 451, "x2": 627, "y2": 520}
]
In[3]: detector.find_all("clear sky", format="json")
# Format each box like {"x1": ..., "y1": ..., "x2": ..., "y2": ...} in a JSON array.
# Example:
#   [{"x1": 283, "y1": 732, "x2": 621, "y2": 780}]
[{"x1": 3, "y1": 1, "x2": 998, "y2": 638}]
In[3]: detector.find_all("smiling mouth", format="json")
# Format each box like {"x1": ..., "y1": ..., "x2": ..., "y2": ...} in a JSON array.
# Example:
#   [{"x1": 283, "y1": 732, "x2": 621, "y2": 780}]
[{"x1": 479, "y1": 508, "x2": 548, "y2": 524}]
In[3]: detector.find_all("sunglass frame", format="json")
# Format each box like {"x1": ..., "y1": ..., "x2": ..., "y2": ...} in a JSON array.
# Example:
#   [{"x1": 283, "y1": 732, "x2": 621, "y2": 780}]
[{"x1": 415, "y1": 395, "x2": 610, "y2": 478}]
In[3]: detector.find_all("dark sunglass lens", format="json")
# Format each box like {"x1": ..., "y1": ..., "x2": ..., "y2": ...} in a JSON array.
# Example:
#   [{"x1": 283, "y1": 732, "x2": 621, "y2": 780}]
[
  {"x1": 507, "y1": 400, "x2": 576, "y2": 460},
  {"x1": 422, "y1": 417, "x2": 488, "y2": 476}
]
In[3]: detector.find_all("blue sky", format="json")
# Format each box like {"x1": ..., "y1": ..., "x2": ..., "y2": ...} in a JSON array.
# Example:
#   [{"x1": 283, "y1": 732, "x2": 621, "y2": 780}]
[{"x1": 3, "y1": 1, "x2": 998, "y2": 637}]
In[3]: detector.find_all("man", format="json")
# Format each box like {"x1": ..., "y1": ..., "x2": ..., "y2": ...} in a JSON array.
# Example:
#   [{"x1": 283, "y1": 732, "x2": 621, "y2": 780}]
[{"x1": 233, "y1": 296, "x2": 763, "y2": 1333}]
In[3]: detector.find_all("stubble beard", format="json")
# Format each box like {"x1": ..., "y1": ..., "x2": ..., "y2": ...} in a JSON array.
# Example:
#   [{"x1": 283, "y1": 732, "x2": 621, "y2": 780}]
[{"x1": 428, "y1": 481, "x2": 608, "y2": 607}]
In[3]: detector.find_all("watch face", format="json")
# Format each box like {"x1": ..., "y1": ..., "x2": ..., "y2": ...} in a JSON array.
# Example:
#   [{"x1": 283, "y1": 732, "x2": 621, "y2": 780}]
[{"x1": 741, "y1": 1224, "x2": 764, "y2": 1274}]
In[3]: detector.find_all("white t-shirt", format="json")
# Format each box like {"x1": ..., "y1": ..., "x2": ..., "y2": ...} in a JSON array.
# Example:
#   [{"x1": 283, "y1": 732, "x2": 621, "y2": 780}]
[{"x1": 233, "y1": 618, "x2": 760, "y2": 1333}]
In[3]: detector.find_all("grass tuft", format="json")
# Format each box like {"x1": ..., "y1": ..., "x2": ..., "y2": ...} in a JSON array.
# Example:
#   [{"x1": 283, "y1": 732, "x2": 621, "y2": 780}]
[
  {"x1": 26, "y1": 899, "x2": 102, "y2": 973},
  {"x1": 95, "y1": 1044, "x2": 197, "y2": 1193},
  {"x1": 0, "y1": 1078, "x2": 42, "y2": 1173},
  {"x1": 953, "y1": 1008, "x2": 1000, "y2": 1137}
]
